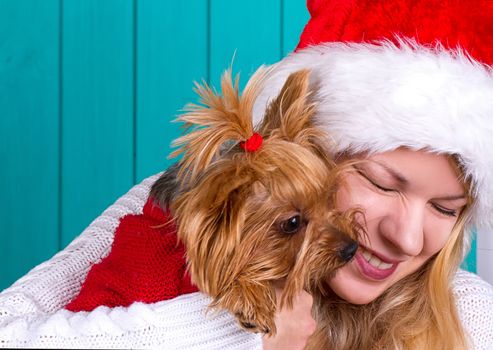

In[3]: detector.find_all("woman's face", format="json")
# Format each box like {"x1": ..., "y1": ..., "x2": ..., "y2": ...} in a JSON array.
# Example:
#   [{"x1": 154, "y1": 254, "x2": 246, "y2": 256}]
[{"x1": 330, "y1": 148, "x2": 468, "y2": 304}]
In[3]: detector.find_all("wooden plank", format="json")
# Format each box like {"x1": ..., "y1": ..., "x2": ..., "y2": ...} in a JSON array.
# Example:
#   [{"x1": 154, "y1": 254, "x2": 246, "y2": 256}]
[
  {"x1": 62, "y1": 0, "x2": 134, "y2": 247},
  {"x1": 210, "y1": 0, "x2": 282, "y2": 88},
  {"x1": 282, "y1": 0, "x2": 309, "y2": 56},
  {"x1": 0, "y1": 0, "x2": 60, "y2": 290},
  {"x1": 136, "y1": 0, "x2": 208, "y2": 181}
]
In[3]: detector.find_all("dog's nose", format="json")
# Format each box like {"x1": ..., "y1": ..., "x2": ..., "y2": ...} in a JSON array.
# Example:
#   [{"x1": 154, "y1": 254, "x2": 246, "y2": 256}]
[{"x1": 339, "y1": 241, "x2": 358, "y2": 262}]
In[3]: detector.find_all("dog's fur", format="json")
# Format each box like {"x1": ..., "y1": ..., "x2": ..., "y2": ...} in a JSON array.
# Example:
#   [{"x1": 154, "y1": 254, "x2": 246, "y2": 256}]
[{"x1": 150, "y1": 68, "x2": 360, "y2": 337}]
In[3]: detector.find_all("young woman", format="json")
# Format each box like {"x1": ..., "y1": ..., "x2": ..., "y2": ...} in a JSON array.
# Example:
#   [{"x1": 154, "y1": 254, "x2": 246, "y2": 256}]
[
  {"x1": 1, "y1": 0, "x2": 492, "y2": 349},
  {"x1": 258, "y1": 1, "x2": 493, "y2": 348}
]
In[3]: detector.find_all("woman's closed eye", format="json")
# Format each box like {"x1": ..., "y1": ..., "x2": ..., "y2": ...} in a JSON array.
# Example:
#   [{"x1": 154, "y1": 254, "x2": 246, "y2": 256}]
[
  {"x1": 355, "y1": 168, "x2": 396, "y2": 193},
  {"x1": 431, "y1": 203, "x2": 458, "y2": 217}
]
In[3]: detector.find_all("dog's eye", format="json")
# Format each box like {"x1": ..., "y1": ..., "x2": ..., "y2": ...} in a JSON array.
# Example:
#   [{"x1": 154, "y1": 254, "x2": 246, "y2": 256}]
[{"x1": 280, "y1": 215, "x2": 302, "y2": 234}]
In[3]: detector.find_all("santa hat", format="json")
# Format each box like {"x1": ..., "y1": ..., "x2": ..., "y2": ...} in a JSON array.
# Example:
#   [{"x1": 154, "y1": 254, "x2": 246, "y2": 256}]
[{"x1": 253, "y1": 0, "x2": 493, "y2": 243}]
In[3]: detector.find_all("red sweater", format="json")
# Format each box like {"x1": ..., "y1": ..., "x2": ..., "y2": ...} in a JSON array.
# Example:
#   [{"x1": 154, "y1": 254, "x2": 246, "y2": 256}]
[{"x1": 66, "y1": 198, "x2": 198, "y2": 312}]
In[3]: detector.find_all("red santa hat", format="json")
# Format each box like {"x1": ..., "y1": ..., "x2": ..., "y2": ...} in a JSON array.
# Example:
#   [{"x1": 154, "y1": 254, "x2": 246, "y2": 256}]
[{"x1": 253, "y1": 0, "x2": 493, "y2": 245}]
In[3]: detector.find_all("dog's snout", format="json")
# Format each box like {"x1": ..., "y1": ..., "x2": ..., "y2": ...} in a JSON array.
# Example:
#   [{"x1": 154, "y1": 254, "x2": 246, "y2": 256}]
[{"x1": 339, "y1": 241, "x2": 358, "y2": 262}]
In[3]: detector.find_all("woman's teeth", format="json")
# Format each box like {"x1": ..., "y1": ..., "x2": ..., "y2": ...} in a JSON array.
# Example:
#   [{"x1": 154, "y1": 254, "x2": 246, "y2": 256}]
[{"x1": 361, "y1": 249, "x2": 393, "y2": 270}]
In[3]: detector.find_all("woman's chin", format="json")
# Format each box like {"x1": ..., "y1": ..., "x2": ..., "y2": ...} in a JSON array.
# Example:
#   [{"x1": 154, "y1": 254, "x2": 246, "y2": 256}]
[{"x1": 328, "y1": 264, "x2": 387, "y2": 305}]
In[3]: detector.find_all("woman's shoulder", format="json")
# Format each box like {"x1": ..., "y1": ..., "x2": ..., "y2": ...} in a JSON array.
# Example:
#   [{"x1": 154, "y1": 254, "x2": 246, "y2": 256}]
[
  {"x1": 453, "y1": 269, "x2": 493, "y2": 349},
  {"x1": 453, "y1": 269, "x2": 493, "y2": 301}
]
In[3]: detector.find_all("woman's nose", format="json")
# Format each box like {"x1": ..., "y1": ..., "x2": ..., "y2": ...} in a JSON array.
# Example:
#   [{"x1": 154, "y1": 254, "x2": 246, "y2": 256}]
[{"x1": 378, "y1": 203, "x2": 425, "y2": 257}]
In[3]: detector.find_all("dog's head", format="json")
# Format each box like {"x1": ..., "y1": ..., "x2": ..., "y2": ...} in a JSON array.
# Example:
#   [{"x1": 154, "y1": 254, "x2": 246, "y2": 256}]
[{"x1": 170, "y1": 68, "x2": 360, "y2": 334}]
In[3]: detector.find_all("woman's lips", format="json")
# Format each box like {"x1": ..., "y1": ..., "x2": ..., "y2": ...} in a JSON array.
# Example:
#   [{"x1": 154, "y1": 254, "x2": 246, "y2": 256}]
[{"x1": 354, "y1": 247, "x2": 398, "y2": 280}]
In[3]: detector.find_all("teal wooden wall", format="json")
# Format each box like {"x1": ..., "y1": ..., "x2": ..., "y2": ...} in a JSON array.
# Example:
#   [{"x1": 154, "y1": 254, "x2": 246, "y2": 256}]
[
  {"x1": 0, "y1": 0, "x2": 308, "y2": 291},
  {"x1": 0, "y1": 0, "x2": 476, "y2": 292}
]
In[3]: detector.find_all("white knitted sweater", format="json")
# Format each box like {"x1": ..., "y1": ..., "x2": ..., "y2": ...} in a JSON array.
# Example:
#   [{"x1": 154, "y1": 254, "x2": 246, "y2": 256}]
[{"x1": 0, "y1": 174, "x2": 492, "y2": 349}]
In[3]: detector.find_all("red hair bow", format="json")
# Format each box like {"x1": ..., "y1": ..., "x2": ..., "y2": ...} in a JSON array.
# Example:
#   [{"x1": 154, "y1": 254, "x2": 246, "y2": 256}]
[{"x1": 240, "y1": 132, "x2": 263, "y2": 152}]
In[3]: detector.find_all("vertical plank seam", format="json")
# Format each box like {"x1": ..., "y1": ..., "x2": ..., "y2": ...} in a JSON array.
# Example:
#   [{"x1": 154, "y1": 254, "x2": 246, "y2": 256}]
[
  {"x1": 58, "y1": 0, "x2": 64, "y2": 251},
  {"x1": 280, "y1": 0, "x2": 284, "y2": 60},
  {"x1": 207, "y1": 0, "x2": 211, "y2": 84},
  {"x1": 132, "y1": 0, "x2": 138, "y2": 185}
]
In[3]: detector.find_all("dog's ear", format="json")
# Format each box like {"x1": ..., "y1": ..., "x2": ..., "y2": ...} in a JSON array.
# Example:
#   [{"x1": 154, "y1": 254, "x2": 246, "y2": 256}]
[
  {"x1": 258, "y1": 69, "x2": 317, "y2": 142},
  {"x1": 149, "y1": 163, "x2": 182, "y2": 209}
]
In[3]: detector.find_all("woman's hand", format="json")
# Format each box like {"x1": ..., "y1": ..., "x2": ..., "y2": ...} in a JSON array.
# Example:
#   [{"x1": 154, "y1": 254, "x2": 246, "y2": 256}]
[{"x1": 262, "y1": 286, "x2": 317, "y2": 350}]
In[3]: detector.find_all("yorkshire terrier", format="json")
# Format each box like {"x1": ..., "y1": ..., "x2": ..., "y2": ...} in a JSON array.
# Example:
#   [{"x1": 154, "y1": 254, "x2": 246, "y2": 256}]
[{"x1": 150, "y1": 67, "x2": 360, "y2": 338}]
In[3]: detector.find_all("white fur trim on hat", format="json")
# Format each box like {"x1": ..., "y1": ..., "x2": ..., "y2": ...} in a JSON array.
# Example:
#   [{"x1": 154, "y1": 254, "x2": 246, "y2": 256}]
[{"x1": 253, "y1": 40, "x2": 493, "y2": 234}]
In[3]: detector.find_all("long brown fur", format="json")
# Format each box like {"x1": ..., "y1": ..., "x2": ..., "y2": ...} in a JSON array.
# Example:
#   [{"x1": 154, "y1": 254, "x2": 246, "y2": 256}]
[{"x1": 152, "y1": 67, "x2": 361, "y2": 342}]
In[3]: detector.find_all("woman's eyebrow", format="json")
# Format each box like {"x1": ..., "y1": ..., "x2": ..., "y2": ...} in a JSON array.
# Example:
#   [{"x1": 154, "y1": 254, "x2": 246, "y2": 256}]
[
  {"x1": 370, "y1": 161, "x2": 408, "y2": 185},
  {"x1": 434, "y1": 194, "x2": 467, "y2": 201}
]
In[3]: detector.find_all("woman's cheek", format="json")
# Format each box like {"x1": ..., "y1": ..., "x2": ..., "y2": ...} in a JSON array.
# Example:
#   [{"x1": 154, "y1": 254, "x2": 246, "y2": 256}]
[
  {"x1": 336, "y1": 178, "x2": 372, "y2": 212},
  {"x1": 337, "y1": 181, "x2": 390, "y2": 220},
  {"x1": 421, "y1": 221, "x2": 455, "y2": 256}
]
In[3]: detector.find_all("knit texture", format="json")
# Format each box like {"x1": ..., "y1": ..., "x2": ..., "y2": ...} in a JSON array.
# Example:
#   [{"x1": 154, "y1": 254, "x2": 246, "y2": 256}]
[
  {"x1": 66, "y1": 198, "x2": 197, "y2": 312},
  {"x1": 454, "y1": 269, "x2": 493, "y2": 348},
  {"x1": 298, "y1": 0, "x2": 493, "y2": 65},
  {"x1": 1, "y1": 293, "x2": 262, "y2": 349},
  {"x1": 0, "y1": 173, "x2": 492, "y2": 349}
]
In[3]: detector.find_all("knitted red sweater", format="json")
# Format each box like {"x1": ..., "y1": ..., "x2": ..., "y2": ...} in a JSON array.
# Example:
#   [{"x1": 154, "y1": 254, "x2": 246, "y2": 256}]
[{"x1": 65, "y1": 198, "x2": 198, "y2": 312}]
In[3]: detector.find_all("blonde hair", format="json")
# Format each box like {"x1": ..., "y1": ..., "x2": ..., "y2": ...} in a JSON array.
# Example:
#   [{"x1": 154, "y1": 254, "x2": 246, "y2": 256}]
[{"x1": 309, "y1": 156, "x2": 474, "y2": 350}]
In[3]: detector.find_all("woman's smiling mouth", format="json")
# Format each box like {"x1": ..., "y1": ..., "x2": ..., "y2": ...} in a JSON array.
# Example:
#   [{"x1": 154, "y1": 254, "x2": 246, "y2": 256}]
[{"x1": 355, "y1": 246, "x2": 398, "y2": 280}]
